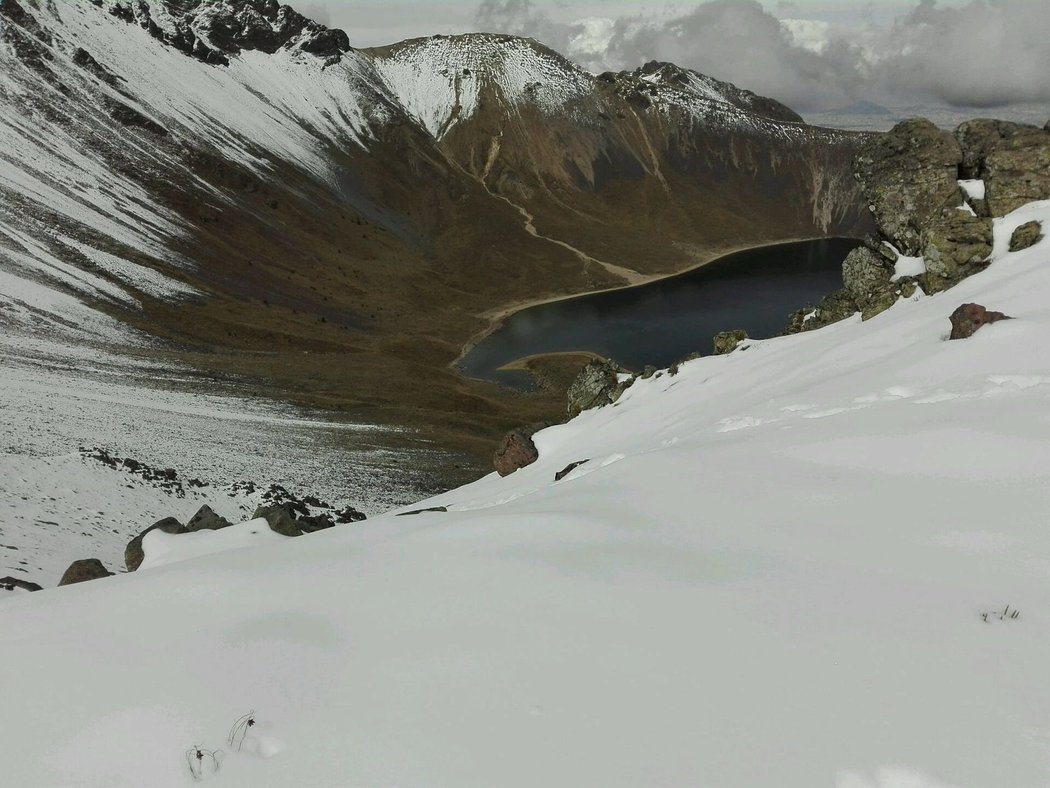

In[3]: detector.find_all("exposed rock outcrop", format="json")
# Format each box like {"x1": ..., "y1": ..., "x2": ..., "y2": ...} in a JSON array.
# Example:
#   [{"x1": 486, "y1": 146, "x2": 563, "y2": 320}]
[
  {"x1": 1010, "y1": 221, "x2": 1043, "y2": 252},
  {"x1": 713, "y1": 330, "x2": 748, "y2": 355},
  {"x1": 59, "y1": 558, "x2": 114, "y2": 586},
  {"x1": 919, "y1": 212, "x2": 993, "y2": 293},
  {"x1": 954, "y1": 120, "x2": 1050, "y2": 217},
  {"x1": 567, "y1": 359, "x2": 629, "y2": 415},
  {"x1": 853, "y1": 118, "x2": 964, "y2": 256},
  {"x1": 949, "y1": 303, "x2": 1012, "y2": 340},
  {"x1": 494, "y1": 427, "x2": 541, "y2": 477},
  {"x1": 842, "y1": 246, "x2": 896, "y2": 310},
  {"x1": 126, "y1": 517, "x2": 185, "y2": 571}
]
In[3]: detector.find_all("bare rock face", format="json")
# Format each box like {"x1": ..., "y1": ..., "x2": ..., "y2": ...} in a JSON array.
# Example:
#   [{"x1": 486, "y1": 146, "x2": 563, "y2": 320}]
[
  {"x1": 949, "y1": 303, "x2": 1012, "y2": 340},
  {"x1": 1010, "y1": 221, "x2": 1043, "y2": 252},
  {"x1": 58, "y1": 558, "x2": 114, "y2": 586},
  {"x1": 126, "y1": 517, "x2": 185, "y2": 571},
  {"x1": 920, "y1": 212, "x2": 993, "y2": 293},
  {"x1": 853, "y1": 119, "x2": 964, "y2": 256},
  {"x1": 713, "y1": 330, "x2": 749, "y2": 355},
  {"x1": 567, "y1": 359, "x2": 628, "y2": 416},
  {"x1": 494, "y1": 428, "x2": 540, "y2": 477}
]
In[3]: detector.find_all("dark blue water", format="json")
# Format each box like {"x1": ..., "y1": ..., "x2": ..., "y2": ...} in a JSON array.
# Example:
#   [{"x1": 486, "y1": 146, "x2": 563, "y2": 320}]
[{"x1": 459, "y1": 237, "x2": 859, "y2": 387}]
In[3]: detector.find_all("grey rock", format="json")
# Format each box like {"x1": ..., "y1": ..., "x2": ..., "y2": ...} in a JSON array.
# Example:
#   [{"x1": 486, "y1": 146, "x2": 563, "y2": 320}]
[
  {"x1": 785, "y1": 289, "x2": 857, "y2": 334},
  {"x1": 984, "y1": 127, "x2": 1050, "y2": 216},
  {"x1": 842, "y1": 246, "x2": 895, "y2": 309},
  {"x1": 185, "y1": 504, "x2": 231, "y2": 533},
  {"x1": 59, "y1": 558, "x2": 113, "y2": 586},
  {"x1": 713, "y1": 330, "x2": 749, "y2": 355},
  {"x1": 125, "y1": 517, "x2": 185, "y2": 571},
  {"x1": 252, "y1": 504, "x2": 302, "y2": 537},
  {"x1": 853, "y1": 118, "x2": 964, "y2": 255},
  {"x1": 955, "y1": 119, "x2": 1031, "y2": 178},
  {"x1": 567, "y1": 359, "x2": 628, "y2": 415},
  {"x1": 1009, "y1": 220, "x2": 1043, "y2": 252}
]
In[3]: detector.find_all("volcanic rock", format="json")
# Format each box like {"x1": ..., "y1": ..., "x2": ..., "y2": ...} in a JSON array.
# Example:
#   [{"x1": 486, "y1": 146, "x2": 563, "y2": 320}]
[{"x1": 949, "y1": 303, "x2": 1012, "y2": 340}]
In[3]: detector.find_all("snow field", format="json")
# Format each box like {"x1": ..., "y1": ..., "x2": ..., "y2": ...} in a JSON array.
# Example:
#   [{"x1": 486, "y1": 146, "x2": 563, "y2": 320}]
[{"x1": 1, "y1": 204, "x2": 1048, "y2": 786}]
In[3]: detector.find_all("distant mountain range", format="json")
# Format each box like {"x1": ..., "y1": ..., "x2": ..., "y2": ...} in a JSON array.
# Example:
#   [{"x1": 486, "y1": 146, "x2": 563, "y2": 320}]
[{"x1": 0, "y1": 0, "x2": 874, "y2": 455}]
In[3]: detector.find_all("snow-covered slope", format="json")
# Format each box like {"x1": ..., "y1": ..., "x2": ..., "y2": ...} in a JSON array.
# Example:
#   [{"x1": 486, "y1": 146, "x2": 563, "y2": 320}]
[{"x1": 2, "y1": 202, "x2": 1048, "y2": 786}]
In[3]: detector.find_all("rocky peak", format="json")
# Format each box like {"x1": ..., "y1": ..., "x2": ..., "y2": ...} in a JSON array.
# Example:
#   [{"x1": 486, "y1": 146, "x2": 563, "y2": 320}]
[
  {"x1": 105, "y1": 0, "x2": 351, "y2": 66},
  {"x1": 598, "y1": 60, "x2": 802, "y2": 124}
]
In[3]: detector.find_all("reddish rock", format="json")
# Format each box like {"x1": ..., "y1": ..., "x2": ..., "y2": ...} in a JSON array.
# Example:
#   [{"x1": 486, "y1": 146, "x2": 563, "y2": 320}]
[
  {"x1": 494, "y1": 429, "x2": 540, "y2": 477},
  {"x1": 949, "y1": 303, "x2": 1012, "y2": 340}
]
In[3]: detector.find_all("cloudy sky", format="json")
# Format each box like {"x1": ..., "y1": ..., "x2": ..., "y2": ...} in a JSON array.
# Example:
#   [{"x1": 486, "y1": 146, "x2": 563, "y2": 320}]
[{"x1": 298, "y1": 1, "x2": 1050, "y2": 116}]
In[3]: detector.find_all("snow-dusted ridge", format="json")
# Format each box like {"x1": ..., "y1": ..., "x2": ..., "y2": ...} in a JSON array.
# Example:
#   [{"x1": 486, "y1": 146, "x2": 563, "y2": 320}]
[{"x1": 3, "y1": 199, "x2": 1049, "y2": 785}]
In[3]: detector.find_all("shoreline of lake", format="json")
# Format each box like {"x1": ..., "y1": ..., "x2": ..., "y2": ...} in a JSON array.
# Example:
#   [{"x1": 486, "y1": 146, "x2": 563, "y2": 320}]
[
  {"x1": 457, "y1": 236, "x2": 860, "y2": 387},
  {"x1": 451, "y1": 234, "x2": 844, "y2": 374}
]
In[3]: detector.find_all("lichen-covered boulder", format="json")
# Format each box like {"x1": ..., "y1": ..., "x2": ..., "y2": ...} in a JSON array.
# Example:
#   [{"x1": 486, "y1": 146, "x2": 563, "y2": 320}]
[
  {"x1": 853, "y1": 119, "x2": 964, "y2": 255},
  {"x1": 785, "y1": 289, "x2": 858, "y2": 334},
  {"x1": 1009, "y1": 221, "x2": 1043, "y2": 252},
  {"x1": 955, "y1": 119, "x2": 1029, "y2": 178},
  {"x1": 59, "y1": 558, "x2": 113, "y2": 586},
  {"x1": 981, "y1": 127, "x2": 1050, "y2": 217},
  {"x1": 949, "y1": 303, "x2": 1012, "y2": 340},
  {"x1": 920, "y1": 212, "x2": 993, "y2": 293},
  {"x1": 567, "y1": 359, "x2": 627, "y2": 415},
  {"x1": 713, "y1": 330, "x2": 749, "y2": 355},
  {"x1": 126, "y1": 517, "x2": 185, "y2": 571},
  {"x1": 842, "y1": 246, "x2": 895, "y2": 309}
]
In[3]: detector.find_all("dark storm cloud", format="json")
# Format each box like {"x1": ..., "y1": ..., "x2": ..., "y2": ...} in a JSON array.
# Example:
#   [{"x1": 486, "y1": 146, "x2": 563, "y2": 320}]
[{"x1": 473, "y1": 0, "x2": 1050, "y2": 112}]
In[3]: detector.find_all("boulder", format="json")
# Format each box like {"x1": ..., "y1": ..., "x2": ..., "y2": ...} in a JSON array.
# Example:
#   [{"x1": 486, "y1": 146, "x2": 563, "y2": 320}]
[
  {"x1": 252, "y1": 503, "x2": 302, "y2": 537},
  {"x1": 949, "y1": 303, "x2": 1012, "y2": 340},
  {"x1": 983, "y1": 126, "x2": 1050, "y2": 216},
  {"x1": 841, "y1": 246, "x2": 895, "y2": 309},
  {"x1": 567, "y1": 359, "x2": 628, "y2": 415},
  {"x1": 494, "y1": 428, "x2": 540, "y2": 477},
  {"x1": 853, "y1": 118, "x2": 964, "y2": 255},
  {"x1": 1009, "y1": 220, "x2": 1043, "y2": 252},
  {"x1": 0, "y1": 576, "x2": 42, "y2": 592},
  {"x1": 185, "y1": 504, "x2": 231, "y2": 532},
  {"x1": 58, "y1": 558, "x2": 113, "y2": 586},
  {"x1": 713, "y1": 330, "x2": 748, "y2": 355},
  {"x1": 919, "y1": 212, "x2": 993, "y2": 293},
  {"x1": 126, "y1": 517, "x2": 185, "y2": 571}
]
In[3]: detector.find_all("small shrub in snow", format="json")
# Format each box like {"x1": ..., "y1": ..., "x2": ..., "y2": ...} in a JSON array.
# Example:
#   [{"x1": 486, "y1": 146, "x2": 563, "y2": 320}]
[
  {"x1": 185, "y1": 745, "x2": 222, "y2": 781},
  {"x1": 228, "y1": 710, "x2": 257, "y2": 751},
  {"x1": 981, "y1": 604, "x2": 1020, "y2": 623}
]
